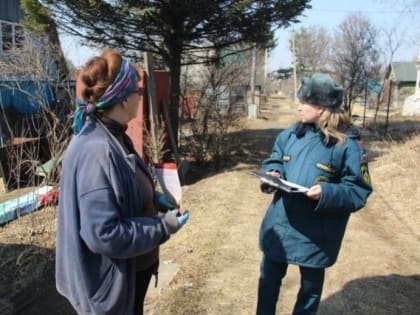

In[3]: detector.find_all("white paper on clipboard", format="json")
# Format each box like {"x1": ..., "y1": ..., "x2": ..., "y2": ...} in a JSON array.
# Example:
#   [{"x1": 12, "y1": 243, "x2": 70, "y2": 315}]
[
  {"x1": 250, "y1": 171, "x2": 309, "y2": 193},
  {"x1": 152, "y1": 162, "x2": 182, "y2": 206}
]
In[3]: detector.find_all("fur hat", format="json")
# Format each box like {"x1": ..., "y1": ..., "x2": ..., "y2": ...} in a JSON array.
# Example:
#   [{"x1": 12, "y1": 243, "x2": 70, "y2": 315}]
[{"x1": 297, "y1": 73, "x2": 343, "y2": 108}]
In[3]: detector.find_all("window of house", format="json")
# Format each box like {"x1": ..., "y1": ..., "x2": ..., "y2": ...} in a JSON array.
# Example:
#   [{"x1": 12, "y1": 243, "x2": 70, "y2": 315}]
[
  {"x1": 2, "y1": 23, "x2": 13, "y2": 51},
  {"x1": 15, "y1": 25, "x2": 25, "y2": 49},
  {"x1": 1, "y1": 21, "x2": 26, "y2": 53}
]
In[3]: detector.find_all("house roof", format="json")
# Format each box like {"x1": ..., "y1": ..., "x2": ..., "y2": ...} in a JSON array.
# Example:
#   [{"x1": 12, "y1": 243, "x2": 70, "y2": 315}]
[
  {"x1": 390, "y1": 61, "x2": 417, "y2": 83},
  {"x1": 0, "y1": 0, "x2": 24, "y2": 23}
]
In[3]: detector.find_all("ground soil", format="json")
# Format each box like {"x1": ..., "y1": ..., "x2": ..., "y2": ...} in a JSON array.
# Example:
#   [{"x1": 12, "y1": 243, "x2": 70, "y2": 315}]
[{"x1": 1, "y1": 97, "x2": 419, "y2": 315}]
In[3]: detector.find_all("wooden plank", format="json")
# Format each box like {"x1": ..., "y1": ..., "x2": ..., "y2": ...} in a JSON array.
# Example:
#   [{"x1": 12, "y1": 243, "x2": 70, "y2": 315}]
[
  {"x1": 161, "y1": 100, "x2": 181, "y2": 166},
  {"x1": 144, "y1": 52, "x2": 160, "y2": 164}
]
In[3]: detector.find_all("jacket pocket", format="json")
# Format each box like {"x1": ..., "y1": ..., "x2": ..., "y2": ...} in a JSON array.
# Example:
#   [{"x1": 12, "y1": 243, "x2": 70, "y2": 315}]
[
  {"x1": 313, "y1": 162, "x2": 338, "y2": 184},
  {"x1": 91, "y1": 263, "x2": 115, "y2": 304},
  {"x1": 261, "y1": 224, "x2": 288, "y2": 260},
  {"x1": 315, "y1": 162, "x2": 336, "y2": 174}
]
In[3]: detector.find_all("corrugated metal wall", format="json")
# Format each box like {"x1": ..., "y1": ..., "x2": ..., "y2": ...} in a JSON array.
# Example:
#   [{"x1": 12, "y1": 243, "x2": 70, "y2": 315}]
[{"x1": 0, "y1": 0, "x2": 25, "y2": 23}]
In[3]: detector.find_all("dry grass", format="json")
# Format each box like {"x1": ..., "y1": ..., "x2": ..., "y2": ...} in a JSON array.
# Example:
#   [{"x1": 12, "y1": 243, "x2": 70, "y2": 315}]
[{"x1": 0, "y1": 205, "x2": 57, "y2": 315}]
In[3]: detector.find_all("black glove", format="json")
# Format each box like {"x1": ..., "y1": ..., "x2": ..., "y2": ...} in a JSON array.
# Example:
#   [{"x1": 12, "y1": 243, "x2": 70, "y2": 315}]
[
  {"x1": 154, "y1": 191, "x2": 177, "y2": 212},
  {"x1": 260, "y1": 183, "x2": 277, "y2": 194}
]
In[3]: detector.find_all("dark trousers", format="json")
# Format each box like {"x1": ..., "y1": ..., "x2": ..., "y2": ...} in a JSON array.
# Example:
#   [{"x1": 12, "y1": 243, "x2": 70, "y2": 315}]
[
  {"x1": 256, "y1": 255, "x2": 325, "y2": 315},
  {"x1": 134, "y1": 262, "x2": 158, "y2": 315}
]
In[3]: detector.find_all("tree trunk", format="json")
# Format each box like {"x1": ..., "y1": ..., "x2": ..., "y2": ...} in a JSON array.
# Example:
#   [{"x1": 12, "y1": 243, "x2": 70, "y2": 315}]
[
  {"x1": 167, "y1": 56, "x2": 181, "y2": 151},
  {"x1": 46, "y1": 21, "x2": 69, "y2": 80}
]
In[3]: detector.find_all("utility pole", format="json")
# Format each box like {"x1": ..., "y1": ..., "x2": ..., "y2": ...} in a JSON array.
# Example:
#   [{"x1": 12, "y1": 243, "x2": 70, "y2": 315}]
[
  {"x1": 264, "y1": 48, "x2": 268, "y2": 95},
  {"x1": 144, "y1": 52, "x2": 159, "y2": 163},
  {"x1": 248, "y1": 44, "x2": 258, "y2": 119},
  {"x1": 250, "y1": 44, "x2": 256, "y2": 105},
  {"x1": 292, "y1": 30, "x2": 298, "y2": 103}
]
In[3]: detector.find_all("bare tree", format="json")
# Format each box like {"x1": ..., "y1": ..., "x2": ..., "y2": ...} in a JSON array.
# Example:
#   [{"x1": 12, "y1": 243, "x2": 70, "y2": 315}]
[
  {"x1": 399, "y1": 0, "x2": 420, "y2": 18},
  {"x1": 291, "y1": 25, "x2": 331, "y2": 76},
  {"x1": 381, "y1": 26, "x2": 405, "y2": 66},
  {"x1": 330, "y1": 12, "x2": 382, "y2": 115},
  {"x1": 373, "y1": 0, "x2": 419, "y2": 61},
  {"x1": 400, "y1": 0, "x2": 420, "y2": 50}
]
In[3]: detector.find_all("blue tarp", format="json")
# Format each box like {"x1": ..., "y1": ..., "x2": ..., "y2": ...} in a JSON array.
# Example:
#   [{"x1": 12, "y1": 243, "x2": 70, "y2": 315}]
[
  {"x1": 0, "y1": 86, "x2": 12, "y2": 109},
  {"x1": 0, "y1": 81, "x2": 55, "y2": 113},
  {"x1": 0, "y1": 186, "x2": 54, "y2": 225}
]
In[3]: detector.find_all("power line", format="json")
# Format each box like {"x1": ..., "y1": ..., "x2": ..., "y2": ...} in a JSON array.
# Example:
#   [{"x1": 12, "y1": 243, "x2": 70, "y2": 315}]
[{"x1": 310, "y1": 8, "x2": 408, "y2": 14}]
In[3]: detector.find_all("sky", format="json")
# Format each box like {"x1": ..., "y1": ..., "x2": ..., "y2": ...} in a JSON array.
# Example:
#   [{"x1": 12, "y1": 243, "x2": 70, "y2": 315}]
[
  {"x1": 267, "y1": 0, "x2": 420, "y2": 71},
  {"x1": 60, "y1": 34, "x2": 100, "y2": 68},
  {"x1": 60, "y1": 0, "x2": 420, "y2": 71}
]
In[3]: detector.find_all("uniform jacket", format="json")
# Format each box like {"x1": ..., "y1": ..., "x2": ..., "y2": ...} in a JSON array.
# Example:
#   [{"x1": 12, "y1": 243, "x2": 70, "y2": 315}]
[
  {"x1": 56, "y1": 118, "x2": 171, "y2": 315},
  {"x1": 259, "y1": 123, "x2": 372, "y2": 268}
]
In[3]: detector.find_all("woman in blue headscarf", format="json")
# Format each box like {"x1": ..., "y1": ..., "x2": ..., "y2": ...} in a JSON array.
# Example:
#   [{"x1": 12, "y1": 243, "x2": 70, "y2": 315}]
[{"x1": 56, "y1": 48, "x2": 190, "y2": 315}]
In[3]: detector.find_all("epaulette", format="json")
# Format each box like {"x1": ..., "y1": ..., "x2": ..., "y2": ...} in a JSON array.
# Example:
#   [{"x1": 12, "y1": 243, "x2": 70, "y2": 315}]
[{"x1": 344, "y1": 126, "x2": 361, "y2": 139}]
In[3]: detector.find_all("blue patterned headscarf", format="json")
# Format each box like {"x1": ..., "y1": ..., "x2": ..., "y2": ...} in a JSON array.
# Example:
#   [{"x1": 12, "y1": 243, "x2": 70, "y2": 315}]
[{"x1": 72, "y1": 58, "x2": 138, "y2": 134}]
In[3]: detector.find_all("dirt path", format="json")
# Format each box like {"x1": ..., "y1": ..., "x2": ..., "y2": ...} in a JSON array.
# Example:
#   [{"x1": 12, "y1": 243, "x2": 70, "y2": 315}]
[{"x1": 150, "y1": 97, "x2": 420, "y2": 315}]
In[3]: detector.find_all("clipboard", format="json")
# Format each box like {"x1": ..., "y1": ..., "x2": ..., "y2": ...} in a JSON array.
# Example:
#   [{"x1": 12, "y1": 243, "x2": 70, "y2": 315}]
[{"x1": 250, "y1": 171, "x2": 309, "y2": 193}]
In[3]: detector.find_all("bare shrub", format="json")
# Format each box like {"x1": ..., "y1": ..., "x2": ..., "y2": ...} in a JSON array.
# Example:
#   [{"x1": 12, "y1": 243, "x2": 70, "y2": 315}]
[
  {"x1": 143, "y1": 115, "x2": 170, "y2": 165},
  {"x1": 181, "y1": 58, "x2": 248, "y2": 168},
  {"x1": 0, "y1": 39, "x2": 73, "y2": 190}
]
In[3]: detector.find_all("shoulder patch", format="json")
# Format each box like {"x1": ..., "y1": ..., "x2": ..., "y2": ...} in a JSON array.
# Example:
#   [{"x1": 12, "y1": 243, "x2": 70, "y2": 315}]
[
  {"x1": 361, "y1": 164, "x2": 371, "y2": 186},
  {"x1": 356, "y1": 140, "x2": 369, "y2": 163},
  {"x1": 355, "y1": 139, "x2": 371, "y2": 185},
  {"x1": 355, "y1": 139, "x2": 366, "y2": 150}
]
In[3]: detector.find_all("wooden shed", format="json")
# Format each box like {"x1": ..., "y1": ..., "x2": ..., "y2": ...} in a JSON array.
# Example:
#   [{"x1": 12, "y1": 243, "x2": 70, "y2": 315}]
[{"x1": 383, "y1": 61, "x2": 417, "y2": 108}]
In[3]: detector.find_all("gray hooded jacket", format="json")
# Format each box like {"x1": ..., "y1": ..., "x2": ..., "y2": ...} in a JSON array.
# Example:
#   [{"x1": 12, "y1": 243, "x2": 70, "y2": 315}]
[{"x1": 56, "y1": 118, "x2": 171, "y2": 315}]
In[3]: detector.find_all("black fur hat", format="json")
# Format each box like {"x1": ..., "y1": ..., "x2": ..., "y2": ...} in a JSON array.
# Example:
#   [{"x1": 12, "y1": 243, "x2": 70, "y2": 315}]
[{"x1": 297, "y1": 73, "x2": 343, "y2": 108}]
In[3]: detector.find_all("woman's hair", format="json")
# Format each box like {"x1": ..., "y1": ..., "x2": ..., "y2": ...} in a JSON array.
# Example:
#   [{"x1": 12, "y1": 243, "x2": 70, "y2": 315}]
[
  {"x1": 77, "y1": 48, "x2": 124, "y2": 105},
  {"x1": 318, "y1": 107, "x2": 352, "y2": 145},
  {"x1": 77, "y1": 49, "x2": 122, "y2": 105}
]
